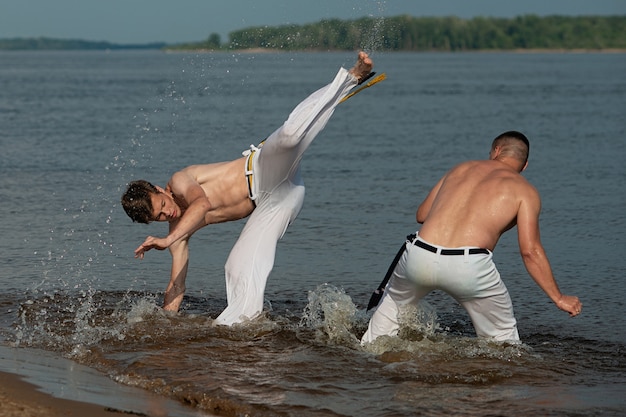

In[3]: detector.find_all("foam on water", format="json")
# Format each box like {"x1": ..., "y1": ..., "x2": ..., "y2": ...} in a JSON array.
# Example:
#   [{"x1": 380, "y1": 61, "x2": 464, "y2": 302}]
[
  {"x1": 10, "y1": 281, "x2": 530, "y2": 364},
  {"x1": 300, "y1": 283, "x2": 360, "y2": 346},
  {"x1": 4, "y1": 279, "x2": 625, "y2": 416}
]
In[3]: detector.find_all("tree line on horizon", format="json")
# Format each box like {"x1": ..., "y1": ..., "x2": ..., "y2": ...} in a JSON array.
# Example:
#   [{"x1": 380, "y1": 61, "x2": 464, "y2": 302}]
[
  {"x1": 0, "y1": 37, "x2": 166, "y2": 51},
  {"x1": 2, "y1": 15, "x2": 625, "y2": 51},
  {"x1": 179, "y1": 15, "x2": 626, "y2": 51}
]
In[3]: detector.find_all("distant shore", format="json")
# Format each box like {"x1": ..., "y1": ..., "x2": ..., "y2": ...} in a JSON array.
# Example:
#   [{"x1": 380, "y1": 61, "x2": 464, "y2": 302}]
[
  {"x1": 166, "y1": 47, "x2": 626, "y2": 54},
  {"x1": 2, "y1": 45, "x2": 625, "y2": 54},
  {"x1": 3, "y1": 15, "x2": 625, "y2": 52}
]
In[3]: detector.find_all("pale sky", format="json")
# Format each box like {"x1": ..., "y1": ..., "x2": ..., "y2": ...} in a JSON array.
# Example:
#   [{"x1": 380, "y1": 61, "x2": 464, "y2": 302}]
[{"x1": 1, "y1": 0, "x2": 624, "y2": 44}]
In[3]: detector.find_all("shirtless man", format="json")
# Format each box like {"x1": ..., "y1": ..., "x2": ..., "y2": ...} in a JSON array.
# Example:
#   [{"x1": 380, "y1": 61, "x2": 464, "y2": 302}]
[
  {"x1": 121, "y1": 52, "x2": 373, "y2": 326},
  {"x1": 362, "y1": 131, "x2": 582, "y2": 343}
]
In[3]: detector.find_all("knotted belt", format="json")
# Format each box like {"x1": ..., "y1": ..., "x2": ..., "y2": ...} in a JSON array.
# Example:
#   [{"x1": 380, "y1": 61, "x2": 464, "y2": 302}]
[{"x1": 242, "y1": 144, "x2": 261, "y2": 207}]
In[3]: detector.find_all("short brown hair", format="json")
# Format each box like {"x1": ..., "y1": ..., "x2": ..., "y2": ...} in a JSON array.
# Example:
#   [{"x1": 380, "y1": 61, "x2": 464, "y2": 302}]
[
  {"x1": 121, "y1": 180, "x2": 158, "y2": 224},
  {"x1": 491, "y1": 131, "x2": 529, "y2": 165}
]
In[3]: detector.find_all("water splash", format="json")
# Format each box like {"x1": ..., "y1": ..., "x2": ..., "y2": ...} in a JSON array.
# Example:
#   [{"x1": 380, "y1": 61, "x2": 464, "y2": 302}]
[
  {"x1": 11, "y1": 290, "x2": 159, "y2": 355},
  {"x1": 358, "y1": 1, "x2": 388, "y2": 53},
  {"x1": 396, "y1": 301, "x2": 441, "y2": 339},
  {"x1": 299, "y1": 283, "x2": 360, "y2": 346}
]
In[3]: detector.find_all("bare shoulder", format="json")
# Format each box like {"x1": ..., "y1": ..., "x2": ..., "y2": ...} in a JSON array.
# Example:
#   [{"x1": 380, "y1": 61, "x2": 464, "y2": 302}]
[
  {"x1": 449, "y1": 160, "x2": 483, "y2": 175},
  {"x1": 513, "y1": 173, "x2": 539, "y2": 197},
  {"x1": 166, "y1": 169, "x2": 207, "y2": 201},
  {"x1": 169, "y1": 169, "x2": 197, "y2": 188},
  {"x1": 520, "y1": 178, "x2": 541, "y2": 208}
]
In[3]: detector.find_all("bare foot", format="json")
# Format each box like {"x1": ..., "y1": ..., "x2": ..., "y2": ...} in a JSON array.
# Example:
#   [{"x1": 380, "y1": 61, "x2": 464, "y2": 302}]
[{"x1": 349, "y1": 51, "x2": 373, "y2": 83}]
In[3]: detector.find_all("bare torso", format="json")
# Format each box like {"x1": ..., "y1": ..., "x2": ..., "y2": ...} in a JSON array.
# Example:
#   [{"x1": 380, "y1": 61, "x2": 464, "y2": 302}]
[
  {"x1": 170, "y1": 157, "x2": 255, "y2": 225},
  {"x1": 417, "y1": 159, "x2": 534, "y2": 250}
]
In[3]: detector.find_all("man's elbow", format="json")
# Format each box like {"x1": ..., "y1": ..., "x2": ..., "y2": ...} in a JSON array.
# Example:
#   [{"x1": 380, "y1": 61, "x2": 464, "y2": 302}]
[
  {"x1": 416, "y1": 207, "x2": 427, "y2": 224},
  {"x1": 197, "y1": 197, "x2": 211, "y2": 213},
  {"x1": 519, "y1": 244, "x2": 545, "y2": 265},
  {"x1": 520, "y1": 249, "x2": 533, "y2": 266}
]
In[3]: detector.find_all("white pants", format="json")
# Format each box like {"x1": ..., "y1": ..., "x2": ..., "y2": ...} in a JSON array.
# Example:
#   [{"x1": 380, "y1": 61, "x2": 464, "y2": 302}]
[
  {"x1": 214, "y1": 67, "x2": 358, "y2": 325},
  {"x1": 362, "y1": 234, "x2": 520, "y2": 343}
]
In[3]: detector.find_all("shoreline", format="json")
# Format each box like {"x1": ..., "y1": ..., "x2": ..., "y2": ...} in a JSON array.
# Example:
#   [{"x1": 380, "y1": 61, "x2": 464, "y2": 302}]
[
  {"x1": 2, "y1": 47, "x2": 624, "y2": 54},
  {"x1": 0, "y1": 344, "x2": 211, "y2": 417},
  {"x1": 0, "y1": 370, "x2": 130, "y2": 417},
  {"x1": 164, "y1": 47, "x2": 626, "y2": 54}
]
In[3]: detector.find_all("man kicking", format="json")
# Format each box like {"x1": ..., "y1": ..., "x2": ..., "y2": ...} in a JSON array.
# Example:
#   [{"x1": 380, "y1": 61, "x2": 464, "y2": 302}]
[{"x1": 121, "y1": 51, "x2": 374, "y2": 325}]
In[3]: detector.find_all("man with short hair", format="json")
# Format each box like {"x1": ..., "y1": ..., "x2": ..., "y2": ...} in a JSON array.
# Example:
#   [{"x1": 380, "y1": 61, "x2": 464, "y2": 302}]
[
  {"x1": 362, "y1": 131, "x2": 582, "y2": 343},
  {"x1": 122, "y1": 52, "x2": 374, "y2": 326}
]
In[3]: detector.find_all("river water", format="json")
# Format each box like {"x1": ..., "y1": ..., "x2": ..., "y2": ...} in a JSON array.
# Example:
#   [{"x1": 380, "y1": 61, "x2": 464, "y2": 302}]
[{"x1": 0, "y1": 50, "x2": 624, "y2": 416}]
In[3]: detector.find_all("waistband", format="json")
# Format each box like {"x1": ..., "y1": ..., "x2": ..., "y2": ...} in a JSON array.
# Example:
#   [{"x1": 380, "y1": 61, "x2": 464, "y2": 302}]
[
  {"x1": 407, "y1": 234, "x2": 489, "y2": 256},
  {"x1": 242, "y1": 144, "x2": 260, "y2": 207}
]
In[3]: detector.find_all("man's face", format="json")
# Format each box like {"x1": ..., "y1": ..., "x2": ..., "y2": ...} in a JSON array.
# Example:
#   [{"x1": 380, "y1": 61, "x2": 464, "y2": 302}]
[{"x1": 150, "y1": 191, "x2": 181, "y2": 222}]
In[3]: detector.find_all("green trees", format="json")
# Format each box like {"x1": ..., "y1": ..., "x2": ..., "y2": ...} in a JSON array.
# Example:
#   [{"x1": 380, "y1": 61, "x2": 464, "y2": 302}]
[
  {"x1": 226, "y1": 15, "x2": 626, "y2": 51},
  {"x1": 0, "y1": 37, "x2": 166, "y2": 50},
  {"x1": 2, "y1": 15, "x2": 623, "y2": 51}
]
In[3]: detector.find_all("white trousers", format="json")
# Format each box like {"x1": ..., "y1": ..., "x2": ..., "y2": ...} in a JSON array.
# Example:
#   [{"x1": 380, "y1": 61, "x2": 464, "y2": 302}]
[
  {"x1": 362, "y1": 234, "x2": 520, "y2": 343},
  {"x1": 214, "y1": 67, "x2": 358, "y2": 325}
]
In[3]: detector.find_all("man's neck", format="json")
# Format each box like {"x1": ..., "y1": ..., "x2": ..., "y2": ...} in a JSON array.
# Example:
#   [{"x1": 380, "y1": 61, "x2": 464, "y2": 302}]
[{"x1": 493, "y1": 156, "x2": 524, "y2": 173}]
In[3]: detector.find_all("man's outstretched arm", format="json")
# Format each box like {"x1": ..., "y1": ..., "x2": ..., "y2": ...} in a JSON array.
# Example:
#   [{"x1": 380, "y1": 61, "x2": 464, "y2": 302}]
[
  {"x1": 517, "y1": 189, "x2": 583, "y2": 317},
  {"x1": 163, "y1": 237, "x2": 189, "y2": 311}
]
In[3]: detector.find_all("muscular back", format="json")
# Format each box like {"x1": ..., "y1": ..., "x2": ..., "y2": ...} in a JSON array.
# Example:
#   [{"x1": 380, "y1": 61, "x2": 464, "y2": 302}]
[{"x1": 417, "y1": 159, "x2": 537, "y2": 251}]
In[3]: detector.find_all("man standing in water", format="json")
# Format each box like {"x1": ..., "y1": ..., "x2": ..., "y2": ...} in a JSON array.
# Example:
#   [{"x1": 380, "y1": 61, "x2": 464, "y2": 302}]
[
  {"x1": 362, "y1": 131, "x2": 582, "y2": 343},
  {"x1": 122, "y1": 52, "x2": 373, "y2": 326}
]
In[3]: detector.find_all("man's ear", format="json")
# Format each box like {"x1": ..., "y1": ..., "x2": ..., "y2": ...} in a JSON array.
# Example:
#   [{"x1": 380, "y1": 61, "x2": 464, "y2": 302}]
[
  {"x1": 521, "y1": 160, "x2": 529, "y2": 172},
  {"x1": 489, "y1": 146, "x2": 500, "y2": 160}
]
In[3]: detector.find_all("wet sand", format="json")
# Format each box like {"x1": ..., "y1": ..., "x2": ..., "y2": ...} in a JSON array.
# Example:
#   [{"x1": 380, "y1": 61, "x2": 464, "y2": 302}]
[
  {"x1": 0, "y1": 370, "x2": 129, "y2": 417},
  {"x1": 0, "y1": 344, "x2": 211, "y2": 417}
]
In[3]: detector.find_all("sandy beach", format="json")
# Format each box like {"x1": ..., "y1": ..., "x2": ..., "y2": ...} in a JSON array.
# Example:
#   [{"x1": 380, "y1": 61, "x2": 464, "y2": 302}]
[
  {"x1": 0, "y1": 345, "x2": 210, "y2": 417},
  {"x1": 0, "y1": 370, "x2": 129, "y2": 417}
]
